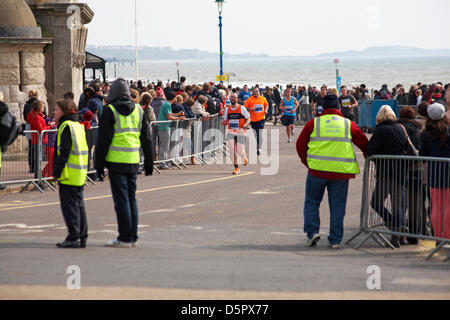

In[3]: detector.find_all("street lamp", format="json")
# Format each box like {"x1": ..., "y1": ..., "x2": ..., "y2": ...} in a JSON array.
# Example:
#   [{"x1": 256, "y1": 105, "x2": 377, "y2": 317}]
[
  {"x1": 215, "y1": 0, "x2": 225, "y2": 81},
  {"x1": 135, "y1": 0, "x2": 139, "y2": 82}
]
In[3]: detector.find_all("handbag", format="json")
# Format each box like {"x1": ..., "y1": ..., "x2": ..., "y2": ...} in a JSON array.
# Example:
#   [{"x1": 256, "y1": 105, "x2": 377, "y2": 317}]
[{"x1": 398, "y1": 124, "x2": 419, "y2": 156}]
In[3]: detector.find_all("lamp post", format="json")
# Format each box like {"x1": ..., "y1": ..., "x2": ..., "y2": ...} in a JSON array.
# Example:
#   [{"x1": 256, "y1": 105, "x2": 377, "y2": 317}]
[
  {"x1": 215, "y1": 0, "x2": 225, "y2": 82},
  {"x1": 135, "y1": 0, "x2": 139, "y2": 82}
]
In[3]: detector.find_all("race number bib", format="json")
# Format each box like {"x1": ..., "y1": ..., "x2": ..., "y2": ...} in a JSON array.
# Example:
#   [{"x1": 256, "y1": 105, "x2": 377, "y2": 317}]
[
  {"x1": 342, "y1": 99, "x2": 351, "y2": 108},
  {"x1": 229, "y1": 119, "x2": 239, "y2": 129},
  {"x1": 254, "y1": 104, "x2": 263, "y2": 113}
]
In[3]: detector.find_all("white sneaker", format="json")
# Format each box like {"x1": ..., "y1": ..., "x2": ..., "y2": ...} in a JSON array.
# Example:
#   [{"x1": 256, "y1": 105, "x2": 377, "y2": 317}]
[
  {"x1": 287, "y1": 138, "x2": 291, "y2": 143},
  {"x1": 105, "y1": 239, "x2": 132, "y2": 248},
  {"x1": 306, "y1": 234, "x2": 321, "y2": 247},
  {"x1": 328, "y1": 243, "x2": 341, "y2": 249}
]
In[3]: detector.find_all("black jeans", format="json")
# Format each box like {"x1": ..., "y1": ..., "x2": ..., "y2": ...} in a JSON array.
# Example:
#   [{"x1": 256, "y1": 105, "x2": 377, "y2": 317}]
[
  {"x1": 59, "y1": 183, "x2": 88, "y2": 242},
  {"x1": 109, "y1": 171, "x2": 139, "y2": 243},
  {"x1": 251, "y1": 120, "x2": 266, "y2": 150}
]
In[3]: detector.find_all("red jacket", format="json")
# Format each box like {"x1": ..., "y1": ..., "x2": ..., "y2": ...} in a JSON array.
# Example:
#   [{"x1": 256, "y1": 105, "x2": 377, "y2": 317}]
[
  {"x1": 27, "y1": 111, "x2": 50, "y2": 144},
  {"x1": 296, "y1": 109, "x2": 368, "y2": 180}
]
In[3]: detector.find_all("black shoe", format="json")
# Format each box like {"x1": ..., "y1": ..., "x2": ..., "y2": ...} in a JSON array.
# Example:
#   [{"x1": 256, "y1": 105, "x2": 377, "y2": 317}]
[
  {"x1": 0, "y1": 185, "x2": 6, "y2": 190},
  {"x1": 406, "y1": 238, "x2": 418, "y2": 245},
  {"x1": 56, "y1": 240, "x2": 81, "y2": 248},
  {"x1": 80, "y1": 240, "x2": 87, "y2": 248},
  {"x1": 390, "y1": 236, "x2": 401, "y2": 248}
]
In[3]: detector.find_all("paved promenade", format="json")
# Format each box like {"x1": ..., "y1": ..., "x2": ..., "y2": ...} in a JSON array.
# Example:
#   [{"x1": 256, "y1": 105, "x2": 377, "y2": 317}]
[{"x1": 0, "y1": 126, "x2": 449, "y2": 300}]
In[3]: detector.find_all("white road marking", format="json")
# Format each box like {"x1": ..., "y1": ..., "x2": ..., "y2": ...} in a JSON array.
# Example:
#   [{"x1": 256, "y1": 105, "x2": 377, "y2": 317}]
[
  {"x1": 0, "y1": 224, "x2": 59, "y2": 229},
  {"x1": 141, "y1": 209, "x2": 176, "y2": 215},
  {"x1": 271, "y1": 232, "x2": 298, "y2": 236},
  {"x1": 392, "y1": 278, "x2": 450, "y2": 287},
  {"x1": 250, "y1": 191, "x2": 279, "y2": 195}
]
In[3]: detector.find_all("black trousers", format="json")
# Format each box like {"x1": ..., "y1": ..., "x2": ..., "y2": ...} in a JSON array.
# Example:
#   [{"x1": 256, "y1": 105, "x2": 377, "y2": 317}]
[{"x1": 59, "y1": 183, "x2": 88, "y2": 242}]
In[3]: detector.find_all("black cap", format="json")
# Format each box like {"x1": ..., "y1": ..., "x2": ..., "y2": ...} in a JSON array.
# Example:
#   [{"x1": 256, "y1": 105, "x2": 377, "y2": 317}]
[{"x1": 323, "y1": 94, "x2": 340, "y2": 109}]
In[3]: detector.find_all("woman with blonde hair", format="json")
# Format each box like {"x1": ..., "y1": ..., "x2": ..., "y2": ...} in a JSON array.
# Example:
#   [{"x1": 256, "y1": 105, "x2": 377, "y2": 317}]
[{"x1": 367, "y1": 105, "x2": 417, "y2": 247}]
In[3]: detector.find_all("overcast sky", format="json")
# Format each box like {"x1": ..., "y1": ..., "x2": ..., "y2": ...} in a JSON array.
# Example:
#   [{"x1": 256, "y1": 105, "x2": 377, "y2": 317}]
[{"x1": 82, "y1": 0, "x2": 450, "y2": 56}]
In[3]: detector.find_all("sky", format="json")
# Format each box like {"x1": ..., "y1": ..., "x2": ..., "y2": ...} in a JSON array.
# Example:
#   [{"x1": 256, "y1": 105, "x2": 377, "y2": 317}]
[{"x1": 82, "y1": 0, "x2": 450, "y2": 57}]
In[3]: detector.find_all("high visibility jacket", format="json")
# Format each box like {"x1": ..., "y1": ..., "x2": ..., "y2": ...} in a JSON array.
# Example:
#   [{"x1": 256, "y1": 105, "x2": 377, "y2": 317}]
[
  {"x1": 307, "y1": 114, "x2": 359, "y2": 174},
  {"x1": 57, "y1": 120, "x2": 88, "y2": 186},
  {"x1": 105, "y1": 104, "x2": 143, "y2": 164}
]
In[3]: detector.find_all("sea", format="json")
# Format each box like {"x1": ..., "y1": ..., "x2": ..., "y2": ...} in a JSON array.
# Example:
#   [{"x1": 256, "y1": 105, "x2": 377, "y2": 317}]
[{"x1": 99, "y1": 56, "x2": 450, "y2": 90}]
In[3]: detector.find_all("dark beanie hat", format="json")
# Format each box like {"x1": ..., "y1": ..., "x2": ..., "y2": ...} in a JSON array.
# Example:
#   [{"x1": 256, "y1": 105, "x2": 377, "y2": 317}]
[
  {"x1": 323, "y1": 94, "x2": 340, "y2": 109},
  {"x1": 107, "y1": 78, "x2": 130, "y2": 103},
  {"x1": 88, "y1": 98, "x2": 101, "y2": 113}
]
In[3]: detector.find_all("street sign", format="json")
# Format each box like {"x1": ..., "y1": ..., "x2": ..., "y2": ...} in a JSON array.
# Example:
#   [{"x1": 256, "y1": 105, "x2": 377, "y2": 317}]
[{"x1": 216, "y1": 75, "x2": 229, "y2": 82}]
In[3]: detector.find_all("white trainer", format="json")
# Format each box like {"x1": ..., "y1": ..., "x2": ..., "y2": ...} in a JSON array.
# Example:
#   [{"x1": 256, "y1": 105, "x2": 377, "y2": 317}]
[
  {"x1": 306, "y1": 234, "x2": 321, "y2": 247},
  {"x1": 105, "y1": 239, "x2": 133, "y2": 248}
]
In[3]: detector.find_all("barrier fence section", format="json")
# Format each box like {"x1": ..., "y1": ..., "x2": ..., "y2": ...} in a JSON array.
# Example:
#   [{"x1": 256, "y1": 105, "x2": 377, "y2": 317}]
[
  {"x1": 0, "y1": 117, "x2": 228, "y2": 190},
  {"x1": 148, "y1": 114, "x2": 228, "y2": 172},
  {"x1": 0, "y1": 127, "x2": 99, "y2": 193},
  {"x1": 346, "y1": 155, "x2": 450, "y2": 261},
  {"x1": 0, "y1": 130, "x2": 42, "y2": 191}
]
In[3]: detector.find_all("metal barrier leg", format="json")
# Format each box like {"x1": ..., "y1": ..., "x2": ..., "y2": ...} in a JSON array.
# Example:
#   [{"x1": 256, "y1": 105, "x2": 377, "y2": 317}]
[
  {"x1": 171, "y1": 160, "x2": 182, "y2": 170},
  {"x1": 196, "y1": 155, "x2": 207, "y2": 165},
  {"x1": 21, "y1": 181, "x2": 44, "y2": 194},
  {"x1": 445, "y1": 252, "x2": 450, "y2": 262},
  {"x1": 178, "y1": 160, "x2": 188, "y2": 169},
  {"x1": 153, "y1": 166, "x2": 161, "y2": 175},
  {"x1": 375, "y1": 233, "x2": 396, "y2": 249},
  {"x1": 355, "y1": 231, "x2": 375, "y2": 249},
  {"x1": 370, "y1": 233, "x2": 387, "y2": 248},
  {"x1": 86, "y1": 175, "x2": 96, "y2": 185},
  {"x1": 41, "y1": 179, "x2": 56, "y2": 192},
  {"x1": 426, "y1": 241, "x2": 446, "y2": 260},
  {"x1": 345, "y1": 230, "x2": 363, "y2": 245}
]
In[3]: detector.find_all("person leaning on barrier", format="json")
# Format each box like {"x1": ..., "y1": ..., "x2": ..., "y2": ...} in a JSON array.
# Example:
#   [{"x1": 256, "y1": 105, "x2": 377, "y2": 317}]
[
  {"x1": 419, "y1": 103, "x2": 450, "y2": 242},
  {"x1": 366, "y1": 105, "x2": 418, "y2": 248},
  {"x1": 52, "y1": 99, "x2": 89, "y2": 248},
  {"x1": 296, "y1": 94, "x2": 368, "y2": 249},
  {"x1": 157, "y1": 91, "x2": 186, "y2": 170},
  {"x1": 94, "y1": 78, "x2": 154, "y2": 248},
  {"x1": 192, "y1": 95, "x2": 210, "y2": 119},
  {"x1": 398, "y1": 106, "x2": 429, "y2": 244}
]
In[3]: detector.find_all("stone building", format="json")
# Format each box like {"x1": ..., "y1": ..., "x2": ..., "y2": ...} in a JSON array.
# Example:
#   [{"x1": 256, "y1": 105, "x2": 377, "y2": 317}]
[
  {"x1": 26, "y1": 0, "x2": 93, "y2": 111},
  {"x1": 0, "y1": 0, "x2": 51, "y2": 121},
  {"x1": 0, "y1": 0, "x2": 93, "y2": 120}
]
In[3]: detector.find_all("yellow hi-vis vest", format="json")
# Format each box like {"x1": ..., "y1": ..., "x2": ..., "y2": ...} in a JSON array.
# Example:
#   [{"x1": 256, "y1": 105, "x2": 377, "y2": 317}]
[
  {"x1": 307, "y1": 114, "x2": 359, "y2": 174},
  {"x1": 105, "y1": 104, "x2": 143, "y2": 164},
  {"x1": 57, "y1": 120, "x2": 89, "y2": 186}
]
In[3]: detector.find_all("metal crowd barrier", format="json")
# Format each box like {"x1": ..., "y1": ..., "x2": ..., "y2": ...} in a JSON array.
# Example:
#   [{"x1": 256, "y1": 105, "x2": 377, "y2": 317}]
[
  {"x1": 346, "y1": 155, "x2": 450, "y2": 261},
  {"x1": 148, "y1": 114, "x2": 228, "y2": 173},
  {"x1": 0, "y1": 130, "x2": 41, "y2": 191},
  {"x1": 0, "y1": 127, "x2": 99, "y2": 193}
]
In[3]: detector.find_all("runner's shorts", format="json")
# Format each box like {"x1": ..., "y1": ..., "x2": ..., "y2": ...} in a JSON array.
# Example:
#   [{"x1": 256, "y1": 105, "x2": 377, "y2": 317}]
[
  {"x1": 227, "y1": 132, "x2": 246, "y2": 145},
  {"x1": 281, "y1": 115, "x2": 295, "y2": 126}
]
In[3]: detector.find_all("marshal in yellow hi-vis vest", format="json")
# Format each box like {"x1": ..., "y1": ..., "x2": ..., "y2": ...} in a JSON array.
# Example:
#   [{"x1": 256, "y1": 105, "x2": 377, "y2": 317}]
[
  {"x1": 307, "y1": 114, "x2": 359, "y2": 174},
  {"x1": 105, "y1": 104, "x2": 143, "y2": 164},
  {"x1": 57, "y1": 120, "x2": 89, "y2": 186}
]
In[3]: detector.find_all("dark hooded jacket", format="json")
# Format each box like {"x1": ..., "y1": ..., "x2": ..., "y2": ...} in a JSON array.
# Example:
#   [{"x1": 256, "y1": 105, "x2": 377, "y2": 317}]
[{"x1": 95, "y1": 98, "x2": 153, "y2": 175}]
